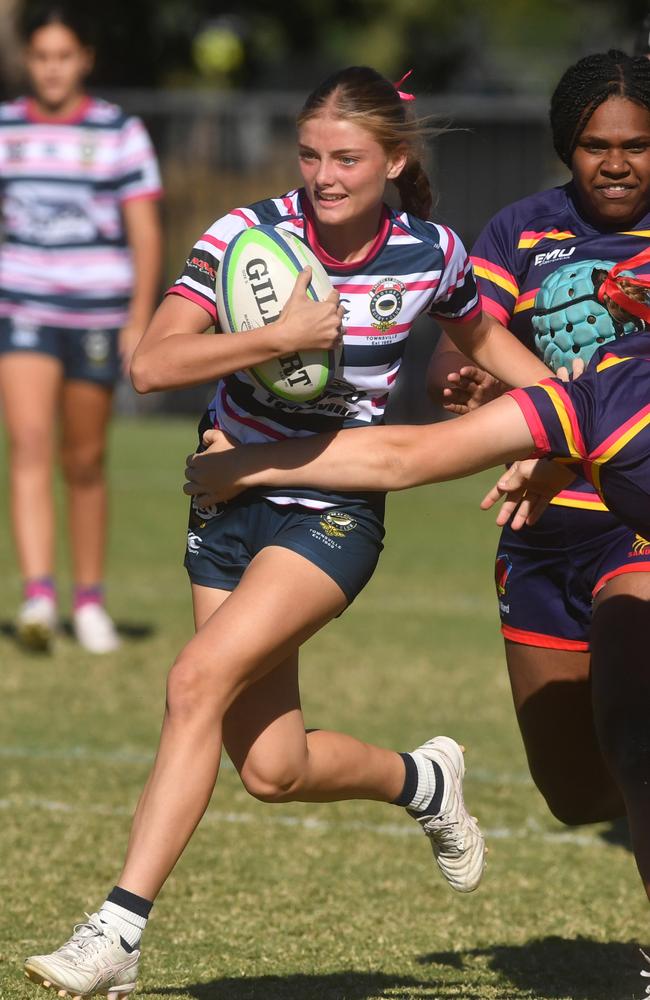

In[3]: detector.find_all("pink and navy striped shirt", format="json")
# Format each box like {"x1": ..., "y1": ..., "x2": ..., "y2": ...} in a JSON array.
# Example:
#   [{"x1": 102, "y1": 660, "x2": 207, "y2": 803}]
[
  {"x1": 169, "y1": 189, "x2": 479, "y2": 508},
  {"x1": 0, "y1": 96, "x2": 162, "y2": 329},
  {"x1": 169, "y1": 189, "x2": 479, "y2": 507}
]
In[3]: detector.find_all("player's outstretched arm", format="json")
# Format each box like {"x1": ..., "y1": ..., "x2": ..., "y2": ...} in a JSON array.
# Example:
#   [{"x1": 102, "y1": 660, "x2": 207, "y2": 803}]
[{"x1": 184, "y1": 394, "x2": 538, "y2": 506}]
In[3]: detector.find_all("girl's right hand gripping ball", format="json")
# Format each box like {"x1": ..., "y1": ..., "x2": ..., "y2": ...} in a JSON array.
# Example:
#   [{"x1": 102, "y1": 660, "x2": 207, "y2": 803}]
[{"x1": 215, "y1": 224, "x2": 340, "y2": 403}]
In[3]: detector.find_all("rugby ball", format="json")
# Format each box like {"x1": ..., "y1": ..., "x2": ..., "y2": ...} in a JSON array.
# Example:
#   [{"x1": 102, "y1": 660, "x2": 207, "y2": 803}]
[{"x1": 216, "y1": 225, "x2": 340, "y2": 402}]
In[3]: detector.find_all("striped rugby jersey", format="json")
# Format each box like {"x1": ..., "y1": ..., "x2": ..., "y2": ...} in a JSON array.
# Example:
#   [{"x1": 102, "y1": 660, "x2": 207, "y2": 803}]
[
  {"x1": 169, "y1": 189, "x2": 479, "y2": 508},
  {"x1": 0, "y1": 96, "x2": 162, "y2": 329},
  {"x1": 472, "y1": 181, "x2": 650, "y2": 513},
  {"x1": 509, "y1": 333, "x2": 650, "y2": 541}
]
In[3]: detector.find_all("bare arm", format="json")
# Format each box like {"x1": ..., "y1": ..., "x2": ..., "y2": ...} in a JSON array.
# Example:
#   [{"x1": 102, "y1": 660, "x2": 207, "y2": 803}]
[
  {"x1": 130, "y1": 268, "x2": 343, "y2": 394},
  {"x1": 437, "y1": 311, "x2": 550, "y2": 388},
  {"x1": 426, "y1": 330, "x2": 505, "y2": 414},
  {"x1": 184, "y1": 394, "x2": 537, "y2": 503},
  {"x1": 120, "y1": 197, "x2": 163, "y2": 373},
  {"x1": 426, "y1": 331, "x2": 472, "y2": 404}
]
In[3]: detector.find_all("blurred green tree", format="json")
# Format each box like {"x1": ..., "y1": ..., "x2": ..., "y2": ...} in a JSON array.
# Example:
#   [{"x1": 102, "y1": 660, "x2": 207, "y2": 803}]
[{"x1": 7, "y1": 0, "x2": 650, "y2": 93}]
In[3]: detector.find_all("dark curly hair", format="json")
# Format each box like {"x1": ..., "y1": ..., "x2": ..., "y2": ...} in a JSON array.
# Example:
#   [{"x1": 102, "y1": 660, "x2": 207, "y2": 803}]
[{"x1": 550, "y1": 49, "x2": 650, "y2": 166}]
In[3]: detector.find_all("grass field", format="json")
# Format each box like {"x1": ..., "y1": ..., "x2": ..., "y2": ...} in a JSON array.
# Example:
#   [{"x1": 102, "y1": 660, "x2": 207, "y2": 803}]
[{"x1": 0, "y1": 416, "x2": 647, "y2": 1000}]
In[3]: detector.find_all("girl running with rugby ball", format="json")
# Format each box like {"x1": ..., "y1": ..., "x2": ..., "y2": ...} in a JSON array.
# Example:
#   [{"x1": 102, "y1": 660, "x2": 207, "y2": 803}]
[{"x1": 24, "y1": 65, "x2": 548, "y2": 998}]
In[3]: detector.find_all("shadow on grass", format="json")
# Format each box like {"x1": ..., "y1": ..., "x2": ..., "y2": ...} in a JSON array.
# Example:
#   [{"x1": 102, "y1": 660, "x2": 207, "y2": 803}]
[
  {"x1": 0, "y1": 618, "x2": 155, "y2": 646},
  {"x1": 599, "y1": 816, "x2": 632, "y2": 851},
  {"x1": 60, "y1": 618, "x2": 156, "y2": 641},
  {"x1": 145, "y1": 971, "x2": 484, "y2": 1000},
  {"x1": 418, "y1": 936, "x2": 642, "y2": 1000},
  {"x1": 142, "y1": 938, "x2": 645, "y2": 999}
]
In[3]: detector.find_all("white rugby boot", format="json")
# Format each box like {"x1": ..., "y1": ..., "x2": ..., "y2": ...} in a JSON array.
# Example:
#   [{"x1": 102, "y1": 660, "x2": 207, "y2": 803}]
[
  {"x1": 16, "y1": 596, "x2": 57, "y2": 652},
  {"x1": 407, "y1": 736, "x2": 486, "y2": 893},
  {"x1": 73, "y1": 604, "x2": 121, "y2": 654},
  {"x1": 24, "y1": 913, "x2": 139, "y2": 998}
]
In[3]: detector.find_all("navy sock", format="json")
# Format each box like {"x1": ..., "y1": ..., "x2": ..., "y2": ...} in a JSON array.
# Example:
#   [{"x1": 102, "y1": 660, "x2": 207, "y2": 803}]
[{"x1": 392, "y1": 752, "x2": 419, "y2": 806}]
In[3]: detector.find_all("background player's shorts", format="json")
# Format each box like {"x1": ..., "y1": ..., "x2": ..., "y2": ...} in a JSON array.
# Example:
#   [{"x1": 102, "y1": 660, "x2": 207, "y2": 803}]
[
  {"x1": 0, "y1": 318, "x2": 121, "y2": 386},
  {"x1": 494, "y1": 504, "x2": 650, "y2": 651},
  {"x1": 185, "y1": 491, "x2": 385, "y2": 606}
]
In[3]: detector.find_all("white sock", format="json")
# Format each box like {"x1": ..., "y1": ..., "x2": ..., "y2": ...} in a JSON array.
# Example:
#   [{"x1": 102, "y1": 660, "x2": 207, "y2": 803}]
[
  {"x1": 402, "y1": 748, "x2": 445, "y2": 815},
  {"x1": 98, "y1": 900, "x2": 148, "y2": 948}
]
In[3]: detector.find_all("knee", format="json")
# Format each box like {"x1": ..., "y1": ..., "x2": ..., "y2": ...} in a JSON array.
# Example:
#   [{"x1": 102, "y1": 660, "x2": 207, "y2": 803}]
[
  {"x1": 541, "y1": 790, "x2": 611, "y2": 827},
  {"x1": 238, "y1": 753, "x2": 306, "y2": 803},
  {"x1": 60, "y1": 443, "x2": 105, "y2": 487},
  {"x1": 166, "y1": 655, "x2": 217, "y2": 721},
  {"x1": 597, "y1": 707, "x2": 650, "y2": 795},
  {"x1": 529, "y1": 767, "x2": 621, "y2": 826},
  {"x1": 7, "y1": 425, "x2": 52, "y2": 469}
]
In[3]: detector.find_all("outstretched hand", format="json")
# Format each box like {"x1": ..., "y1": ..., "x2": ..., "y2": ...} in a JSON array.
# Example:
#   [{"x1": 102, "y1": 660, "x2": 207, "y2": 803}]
[
  {"x1": 183, "y1": 428, "x2": 242, "y2": 507},
  {"x1": 480, "y1": 458, "x2": 576, "y2": 530},
  {"x1": 443, "y1": 366, "x2": 505, "y2": 415}
]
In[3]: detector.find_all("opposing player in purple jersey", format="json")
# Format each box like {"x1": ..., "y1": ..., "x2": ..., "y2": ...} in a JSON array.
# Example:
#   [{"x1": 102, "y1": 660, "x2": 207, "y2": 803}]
[
  {"x1": 24, "y1": 66, "x2": 550, "y2": 998},
  {"x1": 428, "y1": 48, "x2": 650, "y2": 943},
  {"x1": 0, "y1": 3, "x2": 162, "y2": 654}
]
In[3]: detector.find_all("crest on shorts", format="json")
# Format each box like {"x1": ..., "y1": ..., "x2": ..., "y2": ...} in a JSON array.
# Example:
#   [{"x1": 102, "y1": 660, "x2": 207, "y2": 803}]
[
  {"x1": 319, "y1": 511, "x2": 358, "y2": 538},
  {"x1": 495, "y1": 553, "x2": 512, "y2": 597},
  {"x1": 631, "y1": 534, "x2": 650, "y2": 555},
  {"x1": 84, "y1": 330, "x2": 110, "y2": 364},
  {"x1": 369, "y1": 278, "x2": 406, "y2": 331}
]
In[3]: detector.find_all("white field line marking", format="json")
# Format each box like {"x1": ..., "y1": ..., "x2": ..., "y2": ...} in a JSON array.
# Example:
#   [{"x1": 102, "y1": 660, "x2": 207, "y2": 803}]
[
  {"x1": 0, "y1": 746, "x2": 533, "y2": 785},
  {"x1": 0, "y1": 795, "x2": 612, "y2": 848}
]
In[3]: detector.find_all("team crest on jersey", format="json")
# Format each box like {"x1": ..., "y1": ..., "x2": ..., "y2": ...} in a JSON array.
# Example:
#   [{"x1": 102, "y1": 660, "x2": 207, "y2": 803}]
[
  {"x1": 80, "y1": 134, "x2": 96, "y2": 165},
  {"x1": 319, "y1": 511, "x2": 358, "y2": 538},
  {"x1": 369, "y1": 278, "x2": 406, "y2": 331},
  {"x1": 631, "y1": 534, "x2": 650, "y2": 555}
]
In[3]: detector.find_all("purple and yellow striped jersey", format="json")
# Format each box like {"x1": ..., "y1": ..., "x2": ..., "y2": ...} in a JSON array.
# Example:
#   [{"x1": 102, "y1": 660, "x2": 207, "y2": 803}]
[
  {"x1": 169, "y1": 189, "x2": 478, "y2": 508},
  {"x1": 0, "y1": 96, "x2": 162, "y2": 329},
  {"x1": 509, "y1": 333, "x2": 650, "y2": 540},
  {"x1": 471, "y1": 182, "x2": 650, "y2": 513}
]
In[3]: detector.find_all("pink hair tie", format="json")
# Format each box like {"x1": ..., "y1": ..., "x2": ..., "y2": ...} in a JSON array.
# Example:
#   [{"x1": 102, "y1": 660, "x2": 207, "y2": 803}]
[{"x1": 394, "y1": 69, "x2": 415, "y2": 101}]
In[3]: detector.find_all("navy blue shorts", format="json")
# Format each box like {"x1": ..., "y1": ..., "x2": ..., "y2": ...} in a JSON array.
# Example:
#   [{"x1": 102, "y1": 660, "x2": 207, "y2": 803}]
[
  {"x1": 495, "y1": 504, "x2": 650, "y2": 651},
  {"x1": 0, "y1": 317, "x2": 121, "y2": 386},
  {"x1": 184, "y1": 491, "x2": 385, "y2": 606}
]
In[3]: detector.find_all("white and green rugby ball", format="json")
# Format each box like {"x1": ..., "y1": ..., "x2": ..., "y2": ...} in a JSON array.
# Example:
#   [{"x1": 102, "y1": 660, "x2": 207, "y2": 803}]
[{"x1": 215, "y1": 225, "x2": 339, "y2": 402}]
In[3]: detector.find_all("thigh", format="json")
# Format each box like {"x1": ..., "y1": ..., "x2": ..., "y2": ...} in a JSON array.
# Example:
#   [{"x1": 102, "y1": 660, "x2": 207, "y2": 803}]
[
  {"x1": 193, "y1": 580, "x2": 308, "y2": 775},
  {"x1": 0, "y1": 351, "x2": 62, "y2": 445},
  {"x1": 60, "y1": 380, "x2": 114, "y2": 456},
  {"x1": 505, "y1": 639, "x2": 623, "y2": 822},
  {"x1": 223, "y1": 652, "x2": 306, "y2": 776},
  {"x1": 591, "y1": 571, "x2": 650, "y2": 753},
  {"x1": 177, "y1": 544, "x2": 347, "y2": 709}
]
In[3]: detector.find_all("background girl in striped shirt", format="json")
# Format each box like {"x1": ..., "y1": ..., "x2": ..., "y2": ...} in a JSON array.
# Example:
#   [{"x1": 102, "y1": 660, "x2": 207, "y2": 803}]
[{"x1": 0, "y1": 2, "x2": 162, "y2": 653}]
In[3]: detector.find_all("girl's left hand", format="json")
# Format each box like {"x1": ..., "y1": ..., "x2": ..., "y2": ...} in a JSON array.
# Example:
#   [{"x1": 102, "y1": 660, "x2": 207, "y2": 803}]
[
  {"x1": 443, "y1": 366, "x2": 505, "y2": 415},
  {"x1": 183, "y1": 429, "x2": 242, "y2": 505}
]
